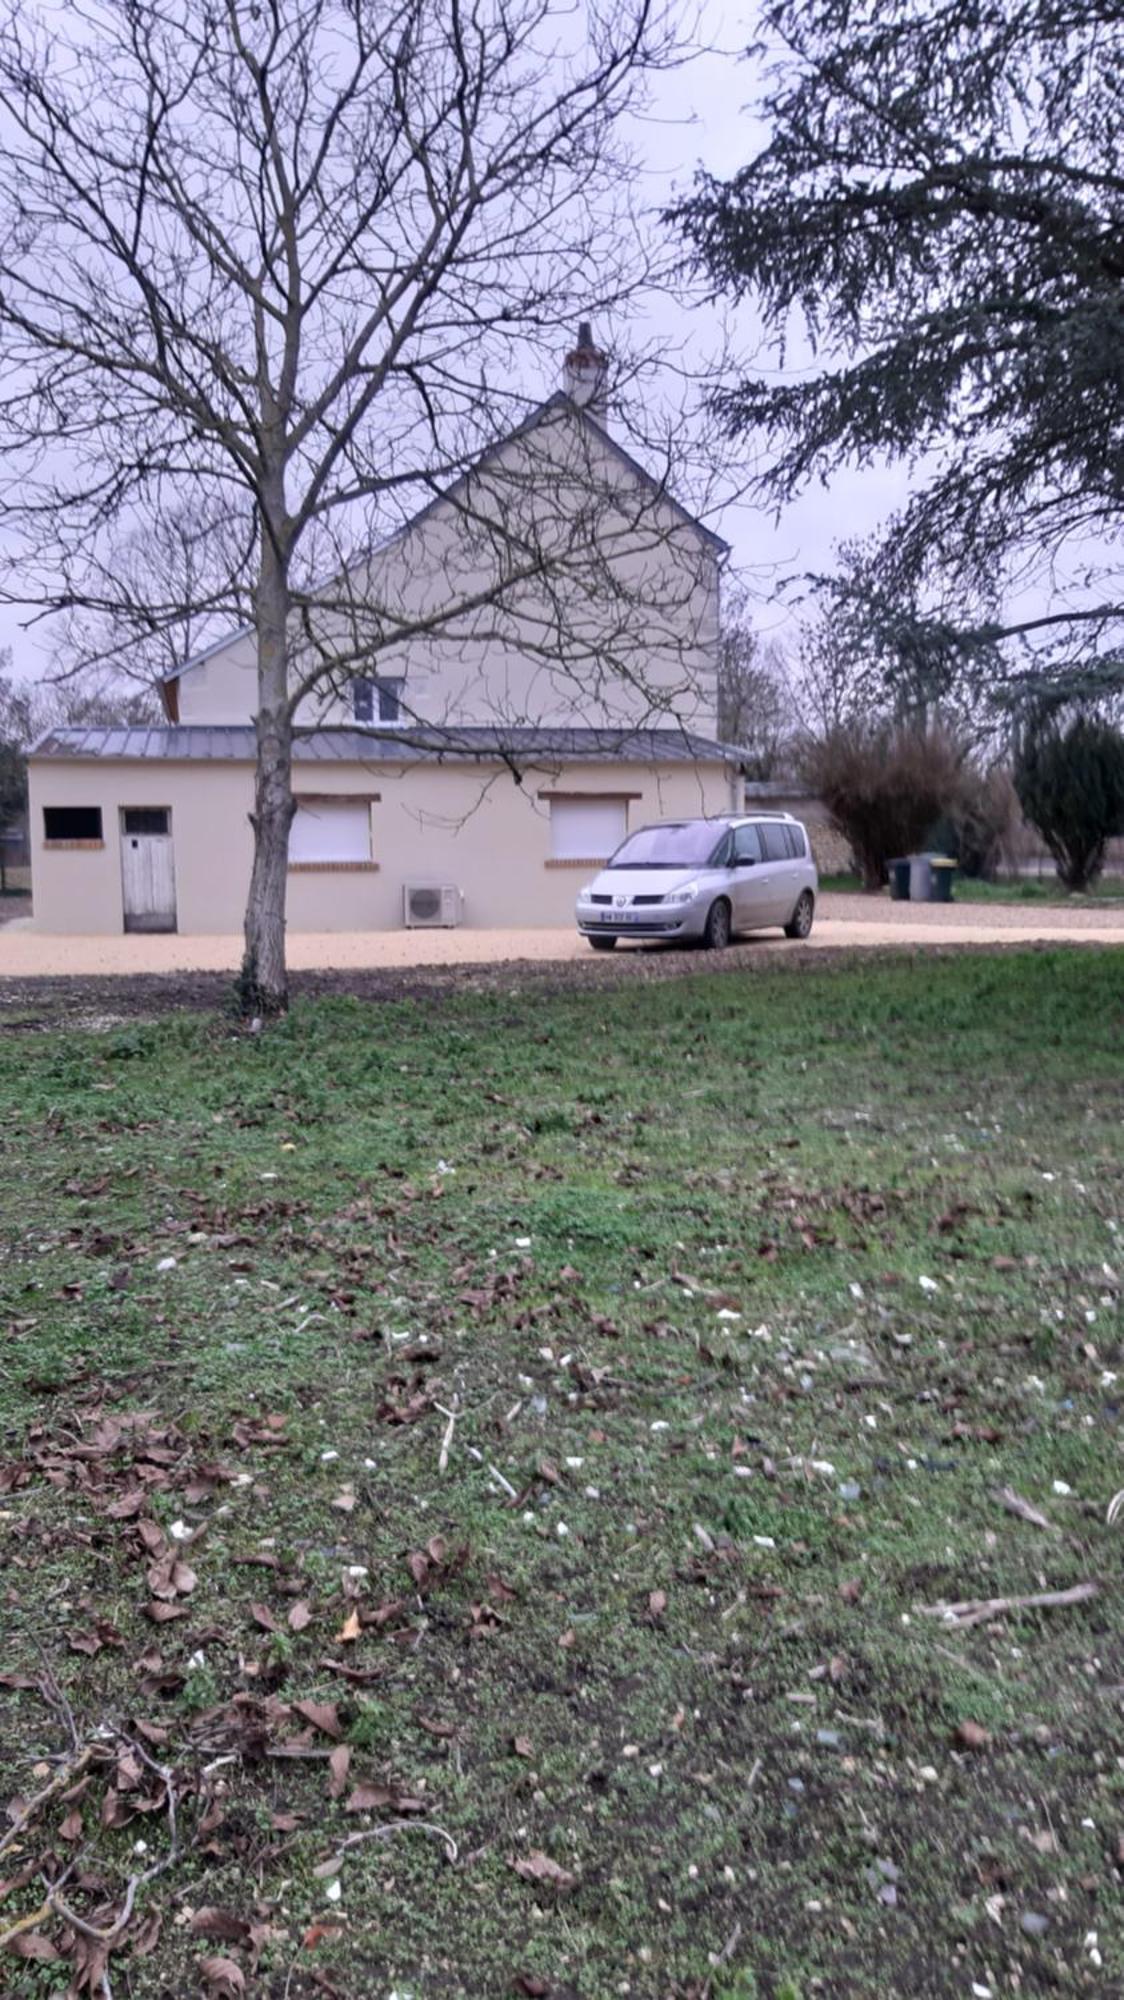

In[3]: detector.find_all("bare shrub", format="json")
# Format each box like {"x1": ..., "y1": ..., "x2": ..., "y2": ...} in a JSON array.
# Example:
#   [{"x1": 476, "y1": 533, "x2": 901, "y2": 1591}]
[
  {"x1": 947, "y1": 766, "x2": 1018, "y2": 880},
  {"x1": 801, "y1": 725, "x2": 964, "y2": 891}
]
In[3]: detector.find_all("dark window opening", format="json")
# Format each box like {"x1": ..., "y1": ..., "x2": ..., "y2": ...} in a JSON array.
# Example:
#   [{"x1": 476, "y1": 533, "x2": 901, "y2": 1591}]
[
  {"x1": 760, "y1": 823, "x2": 790, "y2": 861},
  {"x1": 122, "y1": 808, "x2": 170, "y2": 836},
  {"x1": 732, "y1": 824, "x2": 763, "y2": 863},
  {"x1": 352, "y1": 676, "x2": 405, "y2": 724},
  {"x1": 44, "y1": 806, "x2": 102, "y2": 841}
]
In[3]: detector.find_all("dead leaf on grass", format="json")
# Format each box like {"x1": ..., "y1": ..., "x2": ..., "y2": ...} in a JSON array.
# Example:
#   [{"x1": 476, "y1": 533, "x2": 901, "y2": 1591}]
[
  {"x1": 291, "y1": 1699, "x2": 342, "y2": 1739},
  {"x1": 318, "y1": 1657, "x2": 387, "y2": 1685},
  {"x1": 6, "y1": 1932, "x2": 60, "y2": 1963},
  {"x1": 199, "y1": 1953, "x2": 246, "y2": 1998},
  {"x1": 345, "y1": 1782, "x2": 424, "y2": 1813},
  {"x1": 302, "y1": 1923, "x2": 345, "y2": 1950},
  {"x1": 508, "y1": 1851, "x2": 576, "y2": 1890},
  {"x1": 335, "y1": 1609, "x2": 361, "y2": 1644},
  {"x1": 955, "y1": 1720, "x2": 992, "y2": 1751},
  {"x1": 327, "y1": 1745, "x2": 351, "y2": 1799},
  {"x1": 190, "y1": 1909, "x2": 251, "y2": 1945},
  {"x1": 249, "y1": 1602, "x2": 281, "y2": 1633},
  {"x1": 231, "y1": 1413, "x2": 288, "y2": 1448},
  {"x1": 131, "y1": 1908, "x2": 163, "y2": 1956},
  {"x1": 67, "y1": 1627, "x2": 103, "y2": 1656},
  {"x1": 288, "y1": 1600, "x2": 313, "y2": 1632}
]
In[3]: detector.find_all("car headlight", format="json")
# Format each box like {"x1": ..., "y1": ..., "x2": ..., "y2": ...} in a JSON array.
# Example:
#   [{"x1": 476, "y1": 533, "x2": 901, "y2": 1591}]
[
  {"x1": 665, "y1": 882, "x2": 699, "y2": 904},
  {"x1": 576, "y1": 884, "x2": 596, "y2": 903}
]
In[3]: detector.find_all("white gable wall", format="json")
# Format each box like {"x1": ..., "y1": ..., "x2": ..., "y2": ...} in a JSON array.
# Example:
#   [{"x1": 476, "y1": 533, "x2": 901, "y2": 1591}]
[
  {"x1": 175, "y1": 628, "x2": 257, "y2": 724},
  {"x1": 173, "y1": 406, "x2": 720, "y2": 737}
]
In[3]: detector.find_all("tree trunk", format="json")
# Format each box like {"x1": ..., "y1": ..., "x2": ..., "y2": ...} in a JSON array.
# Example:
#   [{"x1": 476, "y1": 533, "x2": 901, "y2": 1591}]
[{"x1": 239, "y1": 526, "x2": 294, "y2": 1017}]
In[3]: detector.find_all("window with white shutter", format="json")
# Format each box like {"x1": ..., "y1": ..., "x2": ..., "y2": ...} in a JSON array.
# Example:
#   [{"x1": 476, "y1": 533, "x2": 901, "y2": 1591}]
[
  {"x1": 548, "y1": 796, "x2": 628, "y2": 862},
  {"x1": 289, "y1": 796, "x2": 374, "y2": 867}
]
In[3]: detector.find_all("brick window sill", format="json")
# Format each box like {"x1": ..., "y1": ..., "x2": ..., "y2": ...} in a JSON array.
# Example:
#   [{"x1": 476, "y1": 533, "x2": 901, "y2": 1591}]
[
  {"x1": 288, "y1": 861, "x2": 380, "y2": 873},
  {"x1": 544, "y1": 857, "x2": 612, "y2": 869},
  {"x1": 537, "y1": 789, "x2": 641, "y2": 802},
  {"x1": 43, "y1": 839, "x2": 105, "y2": 851}
]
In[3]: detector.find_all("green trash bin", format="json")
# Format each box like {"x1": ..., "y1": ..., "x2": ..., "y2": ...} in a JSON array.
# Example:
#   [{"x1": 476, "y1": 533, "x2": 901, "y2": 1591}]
[
  {"x1": 929, "y1": 857, "x2": 957, "y2": 903},
  {"x1": 889, "y1": 858, "x2": 911, "y2": 901}
]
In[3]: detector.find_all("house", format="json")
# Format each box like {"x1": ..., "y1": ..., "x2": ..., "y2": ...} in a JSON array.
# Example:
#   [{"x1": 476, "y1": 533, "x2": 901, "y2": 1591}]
[{"x1": 28, "y1": 333, "x2": 742, "y2": 936}]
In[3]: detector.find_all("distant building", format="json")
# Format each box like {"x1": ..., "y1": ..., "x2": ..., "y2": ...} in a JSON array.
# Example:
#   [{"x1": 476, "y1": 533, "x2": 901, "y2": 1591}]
[{"x1": 30, "y1": 338, "x2": 741, "y2": 935}]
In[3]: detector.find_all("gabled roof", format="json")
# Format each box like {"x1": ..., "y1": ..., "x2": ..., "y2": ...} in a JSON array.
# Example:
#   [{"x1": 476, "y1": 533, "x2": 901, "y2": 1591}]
[
  {"x1": 161, "y1": 392, "x2": 727, "y2": 689},
  {"x1": 30, "y1": 723, "x2": 747, "y2": 767}
]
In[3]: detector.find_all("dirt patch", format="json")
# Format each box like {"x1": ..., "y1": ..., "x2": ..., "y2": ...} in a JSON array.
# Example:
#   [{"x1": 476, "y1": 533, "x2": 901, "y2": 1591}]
[{"x1": 3, "y1": 933, "x2": 1119, "y2": 1029}]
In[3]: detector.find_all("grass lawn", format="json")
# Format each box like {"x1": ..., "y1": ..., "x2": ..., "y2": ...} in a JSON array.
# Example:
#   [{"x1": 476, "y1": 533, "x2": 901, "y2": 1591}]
[
  {"x1": 0, "y1": 950, "x2": 1121, "y2": 1999},
  {"x1": 820, "y1": 871, "x2": 1124, "y2": 904}
]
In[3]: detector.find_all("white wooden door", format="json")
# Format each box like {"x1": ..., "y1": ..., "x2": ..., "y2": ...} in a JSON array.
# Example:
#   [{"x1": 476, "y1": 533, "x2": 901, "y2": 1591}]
[{"x1": 120, "y1": 809, "x2": 177, "y2": 932}]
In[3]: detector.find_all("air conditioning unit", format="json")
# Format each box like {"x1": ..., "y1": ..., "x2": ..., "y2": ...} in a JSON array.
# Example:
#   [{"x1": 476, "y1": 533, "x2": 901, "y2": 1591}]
[{"x1": 403, "y1": 882, "x2": 462, "y2": 928}]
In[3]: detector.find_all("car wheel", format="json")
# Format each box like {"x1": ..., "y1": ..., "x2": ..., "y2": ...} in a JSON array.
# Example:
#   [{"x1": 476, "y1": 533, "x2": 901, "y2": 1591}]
[
  {"x1": 588, "y1": 935, "x2": 617, "y2": 951},
  {"x1": 702, "y1": 899, "x2": 732, "y2": 950},
  {"x1": 785, "y1": 890, "x2": 815, "y2": 939}
]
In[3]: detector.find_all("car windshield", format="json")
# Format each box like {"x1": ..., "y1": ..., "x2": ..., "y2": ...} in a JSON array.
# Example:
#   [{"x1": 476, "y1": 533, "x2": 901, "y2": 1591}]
[{"x1": 607, "y1": 822, "x2": 725, "y2": 869}]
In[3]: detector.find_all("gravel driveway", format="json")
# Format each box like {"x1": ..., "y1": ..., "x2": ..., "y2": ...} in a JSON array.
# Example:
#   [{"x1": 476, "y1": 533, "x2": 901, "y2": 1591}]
[{"x1": 1, "y1": 891, "x2": 1122, "y2": 981}]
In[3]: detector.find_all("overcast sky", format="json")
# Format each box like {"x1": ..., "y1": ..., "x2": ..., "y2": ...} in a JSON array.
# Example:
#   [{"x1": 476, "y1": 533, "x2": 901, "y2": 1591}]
[
  {"x1": 2, "y1": 3, "x2": 913, "y2": 686},
  {"x1": 636, "y1": 8, "x2": 917, "y2": 645}
]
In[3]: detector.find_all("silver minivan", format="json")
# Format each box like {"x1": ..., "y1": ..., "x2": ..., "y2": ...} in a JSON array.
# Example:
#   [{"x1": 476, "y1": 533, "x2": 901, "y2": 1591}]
[{"x1": 575, "y1": 813, "x2": 818, "y2": 950}]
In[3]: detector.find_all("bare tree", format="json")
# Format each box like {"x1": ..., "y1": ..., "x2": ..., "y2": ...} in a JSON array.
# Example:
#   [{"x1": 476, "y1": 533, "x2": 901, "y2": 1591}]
[
  {"x1": 0, "y1": 652, "x2": 25, "y2": 888},
  {"x1": 50, "y1": 498, "x2": 257, "y2": 699},
  {"x1": 0, "y1": 0, "x2": 715, "y2": 1013},
  {"x1": 1, "y1": 656, "x2": 160, "y2": 885},
  {"x1": 716, "y1": 597, "x2": 790, "y2": 777},
  {"x1": 792, "y1": 541, "x2": 1010, "y2": 752}
]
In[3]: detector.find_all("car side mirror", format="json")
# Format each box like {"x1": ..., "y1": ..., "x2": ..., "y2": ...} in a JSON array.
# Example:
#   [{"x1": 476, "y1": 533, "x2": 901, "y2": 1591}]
[{"x1": 733, "y1": 854, "x2": 755, "y2": 867}]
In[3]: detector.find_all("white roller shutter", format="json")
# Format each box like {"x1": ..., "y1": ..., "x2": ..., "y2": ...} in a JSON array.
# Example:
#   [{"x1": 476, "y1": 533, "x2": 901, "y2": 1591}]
[
  {"x1": 549, "y1": 796, "x2": 628, "y2": 861},
  {"x1": 290, "y1": 796, "x2": 372, "y2": 864}
]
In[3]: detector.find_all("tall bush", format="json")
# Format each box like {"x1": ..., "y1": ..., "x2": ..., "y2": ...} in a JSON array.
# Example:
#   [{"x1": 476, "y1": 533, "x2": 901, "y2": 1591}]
[
  {"x1": 801, "y1": 725, "x2": 964, "y2": 891},
  {"x1": 1014, "y1": 712, "x2": 1124, "y2": 891},
  {"x1": 947, "y1": 767, "x2": 1018, "y2": 880}
]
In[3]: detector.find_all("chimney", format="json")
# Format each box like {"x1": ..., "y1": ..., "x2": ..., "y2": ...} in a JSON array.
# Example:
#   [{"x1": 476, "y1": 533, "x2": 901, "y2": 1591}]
[{"x1": 562, "y1": 321, "x2": 609, "y2": 423}]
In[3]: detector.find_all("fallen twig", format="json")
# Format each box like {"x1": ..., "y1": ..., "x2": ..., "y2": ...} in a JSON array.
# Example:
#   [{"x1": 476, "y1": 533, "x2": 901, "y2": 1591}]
[
  {"x1": 487, "y1": 1463, "x2": 518, "y2": 1500},
  {"x1": 0, "y1": 1898, "x2": 54, "y2": 1951},
  {"x1": 994, "y1": 1487, "x2": 1056, "y2": 1531},
  {"x1": 0, "y1": 1745, "x2": 96, "y2": 1862},
  {"x1": 701, "y1": 1921, "x2": 744, "y2": 1999},
  {"x1": 918, "y1": 1579, "x2": 1098, "y2": 1629},
  {"x1": 1107, "y1": 1489, "x2": 1124, "y2": 1526},
  {"x1": 0, "y1": 1730, "x2": 180, "y2": 1973},
  {"x1": 32, "y1": 1639, "x2": 81, "y2": 1754},
  {"x1": 435, "y1": 1398, "x2": 458, "y2": 1474},
  {"x1": 47, "y1": 1733, "x2": 177, "y2": 1946},
  {"x1": 331, "y1": 1818, "x2": 458, "y2": 1865}
]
